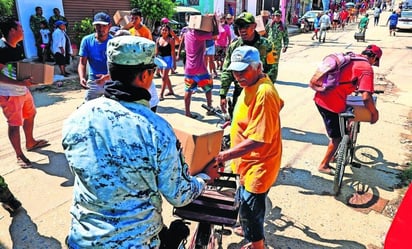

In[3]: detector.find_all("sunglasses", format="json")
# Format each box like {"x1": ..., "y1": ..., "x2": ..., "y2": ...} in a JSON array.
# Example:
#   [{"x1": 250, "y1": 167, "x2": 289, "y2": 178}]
[
  {"x1": 237, "y1": 24, "x2": 251, "y2": 30},
  {"x1": 147, "y1": 67, "x2": 157, "y2": 74}
]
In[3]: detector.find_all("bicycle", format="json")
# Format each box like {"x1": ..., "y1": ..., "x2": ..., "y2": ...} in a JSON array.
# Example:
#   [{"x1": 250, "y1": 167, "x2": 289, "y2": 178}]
[
  {"x1": 173, "y1": 167, "x2": 239, "y2": 249},
  {"x1": 332, "y1": 92, "x2": 382, "y2": 196},
  {"x1": 173, "y1": 105, "x2": 239, "y2": 249}
]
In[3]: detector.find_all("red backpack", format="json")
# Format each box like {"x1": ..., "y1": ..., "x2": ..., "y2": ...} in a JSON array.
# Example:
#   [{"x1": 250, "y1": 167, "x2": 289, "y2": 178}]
[{"x1": 309, "y1": 52, "x2": 368, "y2": 92}]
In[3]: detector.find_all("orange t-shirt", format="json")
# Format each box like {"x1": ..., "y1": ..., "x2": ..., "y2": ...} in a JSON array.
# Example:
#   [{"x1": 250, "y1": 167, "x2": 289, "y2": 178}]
[
  {"x1": 129, "y1": 25, "x2": 153, "y2": 40},
  {"x1": 230, "y1": 76, "x2": 284, "y2": 194}
]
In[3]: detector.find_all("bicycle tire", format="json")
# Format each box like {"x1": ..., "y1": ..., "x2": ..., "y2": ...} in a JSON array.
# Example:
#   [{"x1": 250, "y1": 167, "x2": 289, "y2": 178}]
[
  {"x1": 189, "y1": 223, "x2": 217, "y2": 249},
  {"x1": 333, "y1": 135, "x2": 350, "y2": 196}
]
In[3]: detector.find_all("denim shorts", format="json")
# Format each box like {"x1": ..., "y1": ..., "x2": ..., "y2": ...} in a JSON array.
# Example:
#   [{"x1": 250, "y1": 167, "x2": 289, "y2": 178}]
[{"x1": 239, "y1": 186, "x2": 268, "y2": 242}]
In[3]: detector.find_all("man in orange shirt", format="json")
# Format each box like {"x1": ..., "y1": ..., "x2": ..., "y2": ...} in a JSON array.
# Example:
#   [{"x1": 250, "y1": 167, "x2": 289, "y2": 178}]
[
  {"x1": 129, "y1": 8, "x2": 152, "y2": 40},
  {"x1": 216, "y1": 46, "x2": 283, "y2": 249}
]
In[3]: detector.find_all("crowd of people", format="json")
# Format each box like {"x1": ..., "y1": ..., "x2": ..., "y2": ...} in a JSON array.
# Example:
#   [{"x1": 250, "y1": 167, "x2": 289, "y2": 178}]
[{"x1": 0, "y1": 4, "x2": 386, "y2": 249}]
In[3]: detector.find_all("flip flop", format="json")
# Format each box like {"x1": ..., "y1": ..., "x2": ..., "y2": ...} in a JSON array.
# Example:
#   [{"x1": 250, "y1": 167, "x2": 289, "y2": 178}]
[
  {"x1": 26, "y1": 139, "x2": 50, "y2": 151},
  {"x1": 318, "y1": 167, "x2": 336, "y2": 176},
  {"x1": 232, "y1": 225, "x2": 244, "y2": 237},
  {"x1": 17, "y1": 156, "x2": 32, "y2": 168},
  {"x1": 187, "y1": 114, "x2": 199, "y2": 119}
]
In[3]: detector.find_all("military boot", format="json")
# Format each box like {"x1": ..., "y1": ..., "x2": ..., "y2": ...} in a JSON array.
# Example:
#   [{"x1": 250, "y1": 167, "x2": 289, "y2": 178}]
[{"x1": 0, "y1": 187, "x2": 22, "y2": 217}]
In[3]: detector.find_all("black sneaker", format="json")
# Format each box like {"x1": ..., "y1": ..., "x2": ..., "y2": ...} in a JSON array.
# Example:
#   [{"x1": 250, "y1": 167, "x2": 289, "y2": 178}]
[{"x1": 2, "y1": 198, "x2": 22, "y2": 217}]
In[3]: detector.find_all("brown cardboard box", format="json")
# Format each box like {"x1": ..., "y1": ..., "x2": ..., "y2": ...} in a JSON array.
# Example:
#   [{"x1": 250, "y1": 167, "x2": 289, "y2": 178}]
[
  {"x1": 346, "y1": 95, "x2": 377, "y2": 122},
  {"x1": 17, "y1": 62, "x2": 54, "y2": 84},
  {"x1": 188, "y1": 15, "x2": 214, "y2": 32},
  {"x1": 255, "y1": 15, "x2": 266, "y2": 36},
  {"x1": 113, "y1": 10, "x2": 133, "y2": 29},
  {"x1": 162, "y1": 113, "x2": 223, "y2": 175}
]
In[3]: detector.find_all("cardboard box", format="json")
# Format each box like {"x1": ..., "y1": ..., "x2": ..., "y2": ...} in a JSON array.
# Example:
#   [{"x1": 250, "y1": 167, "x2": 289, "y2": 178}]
[
  {"x1": 113, "y1": 10, "x2": 133, "y2": 29},
  {"x1": 162, "y1": 113, "x2": 224, "y2": 175},
  {"x1": 188, "y1": 15, "x2": 214, "y2": 32},
  {"x1": 17, "y1": 62, "x2": 54, "y2": 84},
  {"x1": 346, "y1": 95, "x2": 377, "y2": 122},
  {"x1": 255, "y1": 15, "x2": 266, "y2": 36}
]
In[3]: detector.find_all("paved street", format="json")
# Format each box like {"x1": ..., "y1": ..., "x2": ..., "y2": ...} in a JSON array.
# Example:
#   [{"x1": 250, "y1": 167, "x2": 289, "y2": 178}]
[{"x1": 1, "y1": 10, "x2": 411, "y2": 249}]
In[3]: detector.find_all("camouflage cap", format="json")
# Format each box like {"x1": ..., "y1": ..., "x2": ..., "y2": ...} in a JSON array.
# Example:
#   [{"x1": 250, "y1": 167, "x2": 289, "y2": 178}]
[
  {"x1": 235, "y1": 12, "x2": 255, "y2": 25},
  {"x1": 107, "y1": 36, "x2": 164, "y2": 67}
]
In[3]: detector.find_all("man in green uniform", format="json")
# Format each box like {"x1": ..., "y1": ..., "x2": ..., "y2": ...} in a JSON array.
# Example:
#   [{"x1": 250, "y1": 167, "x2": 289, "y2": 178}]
[
  {"x1": 49, "y1": 8, "x2": 68, "y2": 30},
  {"x1": 219, "y1": 12, "x2": 277, "y2": 117},
  {"x1": 30, "y1": 6, "x2": 48, "y2": 60},
  {"x1": 265, "y1": 10, "x2": 289, "y2": 82}
]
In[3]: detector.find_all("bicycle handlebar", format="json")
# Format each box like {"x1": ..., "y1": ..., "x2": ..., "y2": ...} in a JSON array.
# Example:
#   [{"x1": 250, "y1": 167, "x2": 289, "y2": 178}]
[{"x1": 201, "y1": 104, "x2": 230, "y2": 122}]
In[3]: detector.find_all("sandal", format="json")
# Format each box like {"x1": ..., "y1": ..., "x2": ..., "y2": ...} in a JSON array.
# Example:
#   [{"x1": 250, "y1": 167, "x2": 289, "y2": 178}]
[
  {"x1": 187, "y1": 114, "x2": 199, "y2": 119},
  {"x1": 17, "y1": 156, "x2": 32, "y2": 168},
  {"x1": 232, "y1": 225, "x2": 244, "y2": 237},
  {"x1": 318, "y1": 167, "x2": 336, "y2": 176},
  {"x1": 26, "y1": 139, "x2": 50, "y2": 151}
]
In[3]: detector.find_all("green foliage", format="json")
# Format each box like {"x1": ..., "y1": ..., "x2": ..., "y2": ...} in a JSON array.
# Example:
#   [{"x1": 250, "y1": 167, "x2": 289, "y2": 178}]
[
  {"x1": 72, "y1": 18, "x2": 94, "y2": 46},
  {"x1": 0, "y1": 0, "x2": 14, "y2": 16},
  {"x1": 131, "y1": 0, "x2": 176, "y2": 29},
  {"x1": 398, "y1": 162, "x2": 412, "y2": 187}
]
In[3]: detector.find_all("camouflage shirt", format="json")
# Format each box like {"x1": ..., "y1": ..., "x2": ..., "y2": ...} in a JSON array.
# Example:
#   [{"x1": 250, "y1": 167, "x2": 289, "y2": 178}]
[
  {"x1": 62, "y1": 97, "x2": 205, "y2": 249},
  {"x1": 29, "y1": 14, "x2": 47, "y2": 36},
  {"x1": 265, "y1": 21, "x2": 289, "y2": 51},
  {"x1": 220, "y1": 31, "x2": 277, "y2": 97},
  {"x1": 49, "y1": 15, "x2": 68, "y2": 29}
]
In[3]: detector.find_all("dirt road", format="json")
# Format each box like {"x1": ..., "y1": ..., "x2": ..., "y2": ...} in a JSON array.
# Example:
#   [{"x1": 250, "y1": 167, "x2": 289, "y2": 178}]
[{"x1": 0, "y1": 10, "x2": 411, "y2": 249}]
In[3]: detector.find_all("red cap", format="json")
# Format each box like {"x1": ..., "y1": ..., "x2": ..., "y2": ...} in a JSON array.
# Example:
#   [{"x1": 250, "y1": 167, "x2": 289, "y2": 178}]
[{"x1": 365, "y1": 44, "x2": 382, "y2": 66}]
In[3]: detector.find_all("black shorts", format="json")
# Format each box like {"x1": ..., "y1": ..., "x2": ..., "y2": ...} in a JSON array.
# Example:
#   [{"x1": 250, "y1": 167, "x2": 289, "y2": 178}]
[
  {"x1": 54, "y1": 52, "x2": 69, "y2": 65},
  {"x1": 316, "y1": 104, "x2": 341, "y2": 138}
]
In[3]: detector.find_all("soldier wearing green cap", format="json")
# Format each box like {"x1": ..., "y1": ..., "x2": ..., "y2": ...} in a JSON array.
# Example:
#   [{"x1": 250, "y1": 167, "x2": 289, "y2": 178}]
[
  {"x1": 63, "y1": 36, "x2": 213, "y2": 249},
  {"x1": 265, "y1": 10, "x2": 289, "y2": 82},
  {"x1": 219, "y1": 12, "x2": 278, "y2": 117}
]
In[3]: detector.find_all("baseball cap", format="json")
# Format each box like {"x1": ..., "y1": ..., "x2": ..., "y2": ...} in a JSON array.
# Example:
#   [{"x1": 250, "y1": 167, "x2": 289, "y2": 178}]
[
  {"x1": 93, "y1": 12, "x2": 110, "y2": 25},
  {"x1": 235, "y1": 12, "x2": 255, "y2": 26},
  {"x1": 226, "y1": 14, "x2": 233, "y2": 19},
  {"x1": 161, "y1": 17, "x2": 169, "y2": 24},
  {"x1": 364, "y1": 44, "x2": 382, "y2": 66},
  {"x1": 55, "y1": 20, "x2": 66, "y2": 26},
  {"x1": 109, "y1": 26, "x2": 120, "y2": 34},
  {"x1": 274, "y1": 10, "x2": 282, "y2": 16},
  {"x1": 107, "y1": 36, "x2": 164, "y2": 68},
  {"x1": 227, "y1": 46, "x2": 261, "y2": 71}
]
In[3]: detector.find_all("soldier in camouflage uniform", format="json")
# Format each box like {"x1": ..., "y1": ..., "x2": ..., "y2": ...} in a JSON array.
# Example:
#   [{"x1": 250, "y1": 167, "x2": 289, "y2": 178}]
[
  {"x1": 219, "y1": 12, "x2": 277, "y2": 117},
  {"x1": 30, "y1": 6, "x2": 47, "y2": 60},
  {"x1": 49, "y1": 8, "x2": 68, "y2": 30},
  {"x1": 265, "y1": 10, "x2": 289, "y2": 82},
  {"x1": 0, "y1": 176, "x2": 22, "y2": 217}
]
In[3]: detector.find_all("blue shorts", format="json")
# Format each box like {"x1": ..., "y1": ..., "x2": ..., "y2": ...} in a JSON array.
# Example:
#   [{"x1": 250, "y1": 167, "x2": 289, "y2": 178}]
[
  {"x1": 238, "y1": 186, "x2": 268, "y2": 243},
  {"x1": 205, "y1": 45, "x2": 215, "y2": 55},
  {"x1": 158, "y1": 56, "x2": 173, "y2": 70},
  {"x1": 184, "y1": 73, "x2": 213, "y2": 93},
  {"x1": 316, "y1": 104, "x2": 341, "y2": 138}
]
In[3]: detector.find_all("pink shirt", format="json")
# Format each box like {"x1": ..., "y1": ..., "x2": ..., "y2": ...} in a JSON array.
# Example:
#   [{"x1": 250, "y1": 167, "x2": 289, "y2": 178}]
[
  {"x1": 184, "y1": 29, "x2": 212, "y2": 76},
  {"x1": 314, "y1": 59, "x2": 374, "y2": 113},
  {"x1": 215, "y1": 24, "x2": 230, "y2": 47}
]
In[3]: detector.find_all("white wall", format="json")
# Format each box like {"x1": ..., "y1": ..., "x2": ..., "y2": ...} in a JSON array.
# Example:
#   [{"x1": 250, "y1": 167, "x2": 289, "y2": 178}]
[{"x1": 16, "y1": 0, "x2": 64, "y2": 60}]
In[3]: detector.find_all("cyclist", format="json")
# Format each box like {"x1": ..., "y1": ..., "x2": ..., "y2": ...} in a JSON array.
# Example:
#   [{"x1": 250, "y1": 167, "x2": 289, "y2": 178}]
[{"x1": 313, "y1": 44, "x2": 382, "y2": 175}]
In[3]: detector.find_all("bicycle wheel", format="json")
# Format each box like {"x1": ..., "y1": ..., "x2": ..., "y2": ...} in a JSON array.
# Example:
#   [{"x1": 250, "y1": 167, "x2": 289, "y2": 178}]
[
  {"x1": 333, "y1": 135, "x2": 350, "y2": 196},
  {"x1": 189, "y1": 222, "x2": 217, "y2": 249}
]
